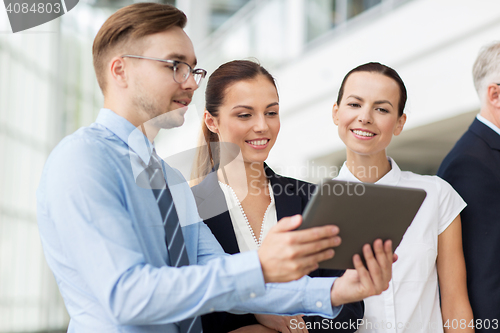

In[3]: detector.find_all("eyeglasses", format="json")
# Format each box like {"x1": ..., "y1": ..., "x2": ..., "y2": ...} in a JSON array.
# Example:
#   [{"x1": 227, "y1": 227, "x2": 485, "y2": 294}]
[{"x1": 122, "y1": 55, "x2": 207, "y2": 85}]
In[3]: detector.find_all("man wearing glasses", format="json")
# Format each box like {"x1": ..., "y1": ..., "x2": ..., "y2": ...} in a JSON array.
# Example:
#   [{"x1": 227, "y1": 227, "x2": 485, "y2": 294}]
[{"x1": 37, "y1": 3, "x2": 395, "y2": 332}]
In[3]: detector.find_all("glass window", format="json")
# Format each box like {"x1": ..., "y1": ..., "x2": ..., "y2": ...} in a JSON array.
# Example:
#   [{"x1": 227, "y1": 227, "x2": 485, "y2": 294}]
[
  {"x1": 210, "y1": 0, "x2": 251, "y2": 32},
  {"x1": 348, "y1": 0, "x2": 382, "y2": 19},
  {"x1": 306, "y1": 0, "x2": 384, "y2": 42},
  {"x1": 306, "y1": 0, "x2": 337, "y2": 42}
]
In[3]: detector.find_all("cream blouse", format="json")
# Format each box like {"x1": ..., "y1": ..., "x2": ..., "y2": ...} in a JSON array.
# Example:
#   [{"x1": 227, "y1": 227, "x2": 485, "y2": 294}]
[{"x1": 218, "y1": 181, "x2": 277, "y2": 252}]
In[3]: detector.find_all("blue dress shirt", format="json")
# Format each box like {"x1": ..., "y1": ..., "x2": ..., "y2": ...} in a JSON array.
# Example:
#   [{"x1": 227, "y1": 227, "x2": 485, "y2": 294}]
[{"x1": 37, "y1": 109, "x2": 341, "y2": 332}]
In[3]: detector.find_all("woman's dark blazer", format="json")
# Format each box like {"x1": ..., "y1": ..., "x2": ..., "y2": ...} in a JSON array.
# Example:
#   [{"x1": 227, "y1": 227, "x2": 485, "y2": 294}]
[{"x1": 191, "y1": 164, "x2": 364, "y2": 333}]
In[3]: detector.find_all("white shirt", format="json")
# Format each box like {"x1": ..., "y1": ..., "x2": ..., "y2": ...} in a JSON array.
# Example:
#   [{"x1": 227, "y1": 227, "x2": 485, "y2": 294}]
[
  {"x1": 335, "y1": 158, "x2": 466, "y2": 333},
  {"x1": 218, "y1": 181, "x2": 278, "y2": 252},
  {"x1": 476, "y1": 114, "x2": 500, "y2": 136}
]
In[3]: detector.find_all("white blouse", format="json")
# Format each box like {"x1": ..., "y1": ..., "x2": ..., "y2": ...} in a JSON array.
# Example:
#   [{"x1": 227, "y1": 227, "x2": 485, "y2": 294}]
[
  {"x1": 218, "y1": 181, "x2": 278, "y2": 252},
  {"x1": 335, "y1": 158, "x2": 466, "y2": 333}
]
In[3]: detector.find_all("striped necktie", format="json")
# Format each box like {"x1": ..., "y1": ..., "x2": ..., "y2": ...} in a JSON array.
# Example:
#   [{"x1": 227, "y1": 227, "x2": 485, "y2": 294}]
[{"x1": 147, "y1": 152, "x2": 203, "y2": 333}]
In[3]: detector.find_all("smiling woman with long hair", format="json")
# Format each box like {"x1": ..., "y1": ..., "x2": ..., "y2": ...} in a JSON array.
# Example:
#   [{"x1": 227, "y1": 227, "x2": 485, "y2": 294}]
[
  {"x1": 190, "y1": 60, "x2": 364, "y2": 333},
  {"x1": 331, "y1": 62, "x2": 474, "y2": 333}
]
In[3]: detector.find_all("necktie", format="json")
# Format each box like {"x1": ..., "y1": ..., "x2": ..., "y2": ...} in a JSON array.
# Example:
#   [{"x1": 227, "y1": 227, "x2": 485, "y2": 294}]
[{"x1": 147, "y1": 152, "x2": 203, "y2": 333}]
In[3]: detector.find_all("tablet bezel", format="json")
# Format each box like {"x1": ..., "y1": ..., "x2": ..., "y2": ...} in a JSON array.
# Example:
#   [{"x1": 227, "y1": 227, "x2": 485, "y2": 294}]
[{"x1": 298, "y1": 179, "x2": 427, "y2": 269}]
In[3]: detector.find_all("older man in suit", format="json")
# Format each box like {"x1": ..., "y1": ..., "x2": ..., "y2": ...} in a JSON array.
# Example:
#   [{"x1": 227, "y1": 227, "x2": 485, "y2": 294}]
[{"x1": 438, "y1": 42, "x2": 500, "y2": 332}]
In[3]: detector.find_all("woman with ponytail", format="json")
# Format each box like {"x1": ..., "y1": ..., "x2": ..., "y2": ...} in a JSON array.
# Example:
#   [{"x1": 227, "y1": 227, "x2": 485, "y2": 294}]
[{"x1": 191, "y1": 60, "x2": 364, "y2": 333}]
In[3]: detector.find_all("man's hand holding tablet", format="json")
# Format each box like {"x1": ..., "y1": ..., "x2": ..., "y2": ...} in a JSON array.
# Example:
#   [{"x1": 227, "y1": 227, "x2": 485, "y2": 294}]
[
  {"x1": 258, "y1": 214, "x2": 397, "y2": 307},
  {"x1": 258, "y1": 215, "x2": 341, "y2": 283}
]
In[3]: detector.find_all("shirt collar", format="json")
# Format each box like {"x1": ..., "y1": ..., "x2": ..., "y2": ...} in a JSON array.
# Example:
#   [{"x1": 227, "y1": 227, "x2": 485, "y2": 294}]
[
  {"x1": 476, "y1": 114, "x2": 500, "y2": 137},
  {"x1": 95, "y1": 108, "x2": 155, "y2": 166},
  {"x1": 337, "y1": 156, "x2": 401, "y2": 186}
]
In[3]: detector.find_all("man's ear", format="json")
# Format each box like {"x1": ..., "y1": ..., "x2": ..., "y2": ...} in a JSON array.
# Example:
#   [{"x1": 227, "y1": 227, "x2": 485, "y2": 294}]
[
  {"x1": 204, "y1": 110, "x2": 219, "y2": 133},
  {"x1": 487, "y1": 83, "x2": 500, "y2": 108},
  {"x1": 394, "y1": 113, "x2": 407, "y2": 136},
  {"x1": 109, "y1": 56, "x2": 128, "y2": 88},
  {"x1": 332, "y1": 103, "x2": 340, "y2": 126}
]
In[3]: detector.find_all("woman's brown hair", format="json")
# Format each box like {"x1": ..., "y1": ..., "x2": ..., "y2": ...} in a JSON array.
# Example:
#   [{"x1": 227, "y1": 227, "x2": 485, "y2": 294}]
[
  {"x1": 92, "y1": 3, "x2": 187, "y2": 94},
  {"x1": 337, "y1": 62, "x2": 407, "y2": 117}
]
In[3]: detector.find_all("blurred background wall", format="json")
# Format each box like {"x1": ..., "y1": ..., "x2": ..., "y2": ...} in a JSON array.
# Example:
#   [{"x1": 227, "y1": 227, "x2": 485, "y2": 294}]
[{"x1": 0, "y1": 0, "x2": 499, "y2": 331}]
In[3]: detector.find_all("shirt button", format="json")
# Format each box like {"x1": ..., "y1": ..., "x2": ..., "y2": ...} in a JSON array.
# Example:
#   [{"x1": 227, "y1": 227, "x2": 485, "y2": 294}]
[
  {"x1": 316, "y1": 301, "x2": 323, "y2": 308},
  {"x1": 209, "y1": 307, "x2": 215, "y2": 312},
  {"x1": 250, "y1": 292, "x2": 256, "y2": 298}
]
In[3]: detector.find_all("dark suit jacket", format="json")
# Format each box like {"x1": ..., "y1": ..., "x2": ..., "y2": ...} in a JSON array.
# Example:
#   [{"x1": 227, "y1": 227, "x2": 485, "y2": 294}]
[
  {"x1": 192, "y1": 164, "x2": 364, "y2": 333},
  {"x1": 437, "y1": 118, "x2": 500, "y2": 330}
]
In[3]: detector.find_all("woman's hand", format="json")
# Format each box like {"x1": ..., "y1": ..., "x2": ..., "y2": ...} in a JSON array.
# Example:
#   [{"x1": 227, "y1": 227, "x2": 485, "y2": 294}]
[
  {"x1": 330, "y1": 239, "x2": 395, "y2": 306},
  {"x1": 255, "y1": 313, "x2": 309, "y2": 333}
]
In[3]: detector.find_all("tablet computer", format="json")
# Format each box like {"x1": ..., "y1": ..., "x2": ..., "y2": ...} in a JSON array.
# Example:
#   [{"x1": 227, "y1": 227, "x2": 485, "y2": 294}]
[{"x1": 298, "y1": 179, "x2": 426, "y2": 269}]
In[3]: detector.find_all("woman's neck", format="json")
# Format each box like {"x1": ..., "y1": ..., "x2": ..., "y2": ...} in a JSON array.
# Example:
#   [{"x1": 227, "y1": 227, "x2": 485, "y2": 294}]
[
  {"x1": 345, "y1": 150, "x2": 391, "y2": 183},
  {"x1": 217, "y1": 160, "x2": 268, "y2": 194}
]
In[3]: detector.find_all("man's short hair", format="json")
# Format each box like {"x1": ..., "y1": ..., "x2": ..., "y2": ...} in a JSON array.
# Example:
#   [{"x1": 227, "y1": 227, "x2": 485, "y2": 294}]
[
  {"x1": 92, "y1": 2, "x2": 187, "y2": 94},
  {"x1": 473, "y1": 41, "x2": 500, "y2": 103}
]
